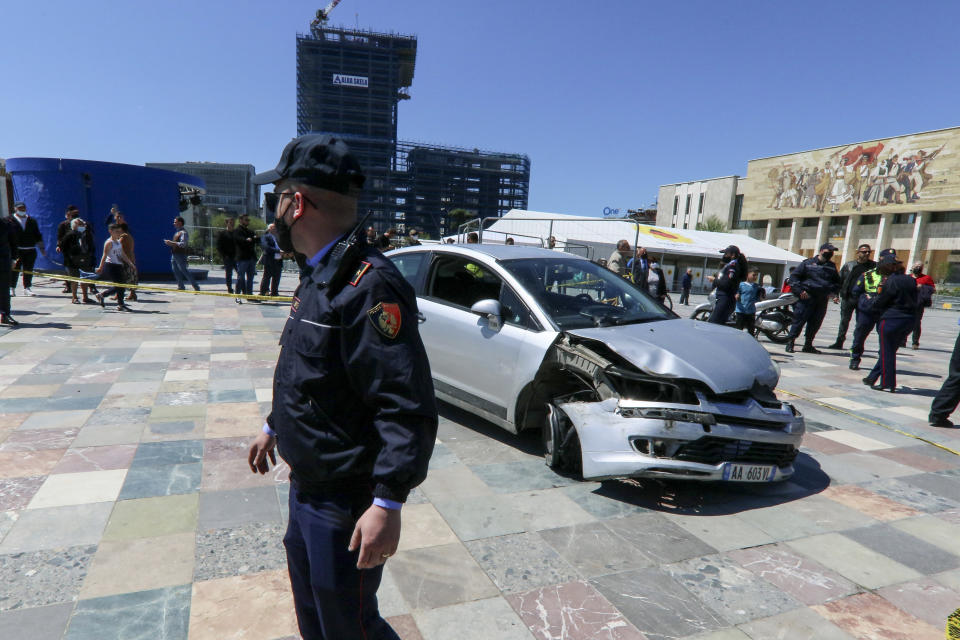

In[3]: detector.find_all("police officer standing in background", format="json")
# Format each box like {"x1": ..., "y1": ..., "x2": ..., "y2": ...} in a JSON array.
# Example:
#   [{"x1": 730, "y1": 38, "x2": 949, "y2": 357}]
[
  {"x1": 862, "y1": 253, "x2": 918, "y2": 392},
  {"x1": 0, "y1": 210, "x2": 18, "y2": 325},
  {"x1": 247, "y1": 134, "x2": 437, "y2": 640},
  {"x1": 785, "y1": 243, "x2": 840, "y2": 353},
  {"x1": 848, "y1": 250, "x2": 890, "y2": 370},
  {"x1": 827, "y1": 243, "x2": 876, "y2": 350},
  {"x1": 708, "y1": 245, "x2": 745, "y2": 324}
]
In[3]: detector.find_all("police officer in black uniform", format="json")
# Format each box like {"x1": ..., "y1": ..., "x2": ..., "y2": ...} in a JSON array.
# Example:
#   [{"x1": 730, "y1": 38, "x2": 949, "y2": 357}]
[
  {"x1": 246, "y1": 134, "x2": 437, "y2": 640},
  {"x1": 785, "y1": 243, "x2": 840, "y2": 353},
  {"x1": 0, "y1": 211, "x2": 18, "y2": 325},
  {"x1": 862, "y1": 253, "x2": 918, "y2": 392},
  {"x1": 827, "y1": 243, "x2": 876, "y2": 350},
  {"x1": 848, "y1": 247, "x2": 897, "y2": 370},
  {"x1": 708, "y1": 245, "x2": 745, "y2": 324}
]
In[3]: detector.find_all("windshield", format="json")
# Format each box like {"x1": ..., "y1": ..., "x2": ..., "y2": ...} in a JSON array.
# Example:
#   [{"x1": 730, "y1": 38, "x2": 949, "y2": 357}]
[{"x1": 500, "y1": 257, "x2": 675, "y2": 329}]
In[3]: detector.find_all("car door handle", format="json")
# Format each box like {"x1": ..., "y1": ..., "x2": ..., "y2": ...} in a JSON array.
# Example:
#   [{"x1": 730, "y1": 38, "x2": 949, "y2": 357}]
[{"x1": 417, "y1": 312, "x2": 426, "y2": 324}]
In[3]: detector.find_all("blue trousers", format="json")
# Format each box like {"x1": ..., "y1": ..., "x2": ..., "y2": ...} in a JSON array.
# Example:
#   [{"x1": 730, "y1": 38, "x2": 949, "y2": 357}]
[
  {"x1": 849, "y1": 310, "x2": 876, "y2": 361},
  {"x1": 284, "y1": 486, "x2": 399, "y2": 640},
  {"x1": 235, "y1": 259, "x2": 256, "y2": 296},
  {"x1": 787, "y1": 295, "x2": 829, "y2": 343},
  {"x1": 223, "y1": 257, "x2": 236, "y2": 292},
  {"x1": 171, "y1": 254, "x2": 199, "y2": 290},
  {"x1": 708, "y1": 292, "x2": 736, "y2": 324},
  {"x1": 865, "y1": 316, "x2": 914, "y2": 390}
]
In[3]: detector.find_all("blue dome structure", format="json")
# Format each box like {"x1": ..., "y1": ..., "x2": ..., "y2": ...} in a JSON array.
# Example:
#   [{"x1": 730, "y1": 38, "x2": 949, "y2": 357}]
[{"x1": 5, "y1": 158, "x2": 206, "y2": 278}]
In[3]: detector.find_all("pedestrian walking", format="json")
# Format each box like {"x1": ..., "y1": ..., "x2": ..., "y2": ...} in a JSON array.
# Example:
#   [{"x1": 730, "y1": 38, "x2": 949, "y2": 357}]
[
  {"x1": 10, "y1": 201, "x2": 47, "y2": 296},
  {"x1": 164, "y1": 217, "x2": 199, "y2": 291},
  {"x1": 233, "y1": 214, "x2": 257, "y2": 302},
  {"x1": 827, "y1": 244, "x2": 876, "y2": 349},
  {"x1": 607, "y1": 240, "x2": 631, "y2": 278},
  {"x1": 217, "y1": 217, "x2": 238, "y2": 294},
  {"x1": 259, "y1": 223, "x2": 283, "y2": 298},
  {"x1": 95, "y1": 224, "x2": 136, "y2": 311},
  {"x1": 785, "y1": 243, "x2": 840, "y2": 353},
  {"x1": 709, "y1": 245, "x2": 746, "y2": 324},
  {"x1": 648, "y1": 260, "x2": 666, "y2": 305},
  {"x1": 679, "y1": 268, "x2": 692, "y2": 305},
  {"x1": 0, "y1": 213, "x2": 18, "y2": 325},
  {"x1": 735, "y1": 268, "x2": 763, "y2": 334},
  {"x1": 908, "y1": 262, "x2": 935, "y2": 349},
  {"x1": 118, "y1": 221, "x2": 138, "y2": 301},
  {"x1": 56, "y1": 205, "x2": 80, "y2": 294},
  {"x1": 60, "y1": 218, "x2": 95, "y2": 304},
  {"x1": 628, "y1": 246, "x2": 649, "y2": 290},
  {"x1": 247, "y1": 134, "x2": 437, "y2": 640},
  {"x1": 929, "y1": 317, "x2": 960, "y2": 428},
  {"x1": 862, "y1": 253, "x2": 917, "y2": 392}
]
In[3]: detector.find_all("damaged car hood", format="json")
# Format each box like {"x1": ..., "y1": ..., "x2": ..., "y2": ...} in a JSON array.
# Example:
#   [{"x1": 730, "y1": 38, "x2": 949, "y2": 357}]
[{"x1": 566, "y1": 318, "x2": 779, "y2": 394}]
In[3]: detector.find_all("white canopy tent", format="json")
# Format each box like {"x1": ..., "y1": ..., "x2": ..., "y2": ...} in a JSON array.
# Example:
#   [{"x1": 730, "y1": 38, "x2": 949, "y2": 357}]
[{"x1": 449, "y1": 209, "x2": 807, "y2": 291}]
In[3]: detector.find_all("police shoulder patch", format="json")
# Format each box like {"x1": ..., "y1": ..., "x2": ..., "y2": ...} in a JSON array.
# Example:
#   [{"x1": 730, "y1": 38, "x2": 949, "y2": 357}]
[
  {"x1": 350, "y1": 261, "x2": 372, "y2": 287},
  {"x1": 367, "y1": 301, "x2": 402, "y2": 339},
  {"x1": 291, "y1": 296, "x2": 301, "y2": 313}
]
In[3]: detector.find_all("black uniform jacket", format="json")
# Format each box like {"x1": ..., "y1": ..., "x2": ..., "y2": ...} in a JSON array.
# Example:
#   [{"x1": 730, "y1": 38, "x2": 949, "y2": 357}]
[
  {"x1": 789, "y1": 256, "x2": 840, "y2": 298},
  {"x1": 0, "y1": 218, "x2": 16, "y2": 258},
  {"x1": 267, "y1": 234, "x2": 437, "y2": 503},
  {"x1": 714, "y1": 258, "x2": 742, "y2": 295},
  {"x1": 869, "y1": 272, "x2": 918, "y2": 321}
]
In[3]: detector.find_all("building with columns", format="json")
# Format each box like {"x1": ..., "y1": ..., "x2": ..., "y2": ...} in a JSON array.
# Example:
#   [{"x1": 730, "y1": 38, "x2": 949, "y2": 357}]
[{"x1": 657, "y1": 127, "x2": 960, "y2": 282}]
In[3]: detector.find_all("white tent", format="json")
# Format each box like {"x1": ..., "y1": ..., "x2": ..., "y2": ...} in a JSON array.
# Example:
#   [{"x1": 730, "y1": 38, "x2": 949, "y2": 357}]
[{"x1": 450, "y1": 209, "x2": 807, "y2": 290}]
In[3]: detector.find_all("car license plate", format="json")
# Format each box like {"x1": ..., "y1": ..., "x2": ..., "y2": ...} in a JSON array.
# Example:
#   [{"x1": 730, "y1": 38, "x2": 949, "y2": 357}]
[{"x1": 722, "y1": 463, "x2": 774, "y2": 482}]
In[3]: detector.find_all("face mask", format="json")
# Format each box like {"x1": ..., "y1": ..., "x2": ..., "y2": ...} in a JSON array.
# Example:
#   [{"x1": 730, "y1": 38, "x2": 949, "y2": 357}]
[
  {"x1": 76, "y1": 226, "x2": 86, "y2": 234},
  {"x1": 912, "y1": 267, "x2": 922, "y2": 275},
  {"x1": 822, "y1": 251, "x2": 834, "y2": 261},
  {"x1": 15, "y1": 211, "x2": 25, "y2": 217},
  {"x1": 274, "y1": 215, "x2": 294, "y2": 253}
]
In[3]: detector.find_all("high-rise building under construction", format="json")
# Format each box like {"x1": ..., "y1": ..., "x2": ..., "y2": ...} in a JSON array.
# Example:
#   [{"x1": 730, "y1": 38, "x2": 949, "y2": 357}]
[{"x1": 296, "y1": 23, "x2": 529, "y2": 237}]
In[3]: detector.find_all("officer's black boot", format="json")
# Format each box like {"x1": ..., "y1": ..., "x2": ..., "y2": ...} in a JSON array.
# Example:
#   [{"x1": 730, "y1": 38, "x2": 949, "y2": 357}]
[
  {"x1": 826, "y1": 339, "x2": 844, "y2": 349},
  {"x1": 849, "y1": 357, "x2": 860, "y2": 370},
  {"x1": 801, "y1": 342, "x2": 822, "y2": 354},
  {"x1": 785, "y1": 339, "x2": 795, "y2": 353}
]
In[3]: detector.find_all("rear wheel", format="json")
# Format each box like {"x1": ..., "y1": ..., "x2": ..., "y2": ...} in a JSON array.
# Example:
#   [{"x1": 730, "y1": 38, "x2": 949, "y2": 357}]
[
  {"x1": 543, "y1": 402, "x2": 582, "y2": 477},
  {"x1": 758, "y1": 310, "x2": 791, "y2": 344},
  {"x1": 692, "y1": 308, "x2": 710, "y2": 322}
]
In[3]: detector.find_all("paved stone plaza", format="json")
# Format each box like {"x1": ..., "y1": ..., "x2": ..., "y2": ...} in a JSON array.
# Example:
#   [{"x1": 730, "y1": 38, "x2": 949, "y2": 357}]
[{"x1": 0, "y1": 274, "x2": 958, "y2": 639}]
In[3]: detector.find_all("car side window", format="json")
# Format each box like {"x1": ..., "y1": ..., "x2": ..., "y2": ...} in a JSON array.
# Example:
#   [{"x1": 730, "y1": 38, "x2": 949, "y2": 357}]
[
  {"x1": 500, "y1": 283, "x2": 539, "y2": 331},
  {"x1": 388, "y1": 253, "x2": 425, "y2": 288},
  {"x1": 427, "y1": 256, "x2": 502, "y2": 309}
]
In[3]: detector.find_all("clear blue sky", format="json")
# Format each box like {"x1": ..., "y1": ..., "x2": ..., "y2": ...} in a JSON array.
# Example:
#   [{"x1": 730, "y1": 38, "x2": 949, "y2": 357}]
[{"x1": 3, "y1": 0, "x2": 959, "y2": 217}]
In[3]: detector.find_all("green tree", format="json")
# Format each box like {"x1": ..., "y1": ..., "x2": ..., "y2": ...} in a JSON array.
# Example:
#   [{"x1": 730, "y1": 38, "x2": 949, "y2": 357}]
[
  {"x1": 696, "y1": 216, "x2": 729, "y2": 233},
  {"x1": 446, "y1": 208, "x2": 471, "y2": 233}
]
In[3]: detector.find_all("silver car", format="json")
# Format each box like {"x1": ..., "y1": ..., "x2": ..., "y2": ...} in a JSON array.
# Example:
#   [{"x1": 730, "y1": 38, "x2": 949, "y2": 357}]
[{"x1": 388, "y1": 244, "x2": 804, "y2": 483}]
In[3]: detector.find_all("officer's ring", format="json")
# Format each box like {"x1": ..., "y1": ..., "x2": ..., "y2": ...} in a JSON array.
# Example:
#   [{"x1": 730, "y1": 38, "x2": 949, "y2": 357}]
[{"x1": 381, "y1": 553, "x2": 392, "y2": 559}]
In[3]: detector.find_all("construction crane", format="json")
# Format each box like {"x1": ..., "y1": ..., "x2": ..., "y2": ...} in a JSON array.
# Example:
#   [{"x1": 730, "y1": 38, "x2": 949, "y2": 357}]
[{"x1": 311, "y1": 0, "x2": 343, "y2": 30}]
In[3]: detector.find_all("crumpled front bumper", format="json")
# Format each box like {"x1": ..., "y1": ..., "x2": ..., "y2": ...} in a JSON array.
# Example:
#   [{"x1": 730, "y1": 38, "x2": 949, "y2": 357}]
[{"x1": 558, "y1": 396, "x2": 804, "y2": 482}]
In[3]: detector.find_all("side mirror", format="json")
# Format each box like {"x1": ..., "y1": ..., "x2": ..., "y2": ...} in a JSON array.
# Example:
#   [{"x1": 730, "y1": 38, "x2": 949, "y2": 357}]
[{"x1": 470, "y1": 299, "x2": 502, "y2": 331}]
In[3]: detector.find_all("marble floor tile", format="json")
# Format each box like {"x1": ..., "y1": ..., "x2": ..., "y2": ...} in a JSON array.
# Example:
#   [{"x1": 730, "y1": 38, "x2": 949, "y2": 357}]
[
  {"x1": 66, "y1": 584, "x2": 191, "y2": 640},
  {"x1": 603, "y1": 512, "x2": 718, "y2": 564},
  {"x1": 154, "y1": 391, "x2": 207, "y2": 407},
  {"x1": 0, "y1": 602, "x2": 74, "y2": 640},
  {"x1": 430, "y1": 494, "x2": 527, "y2": 541},
  {"x1": 686, "y1": 630, "x2": 750, "y2": 640},
  {"x1": 779, "y1": 494, "x2": 879, "y2": 532},
  {"x1": 664, "y1": 513, "x2": 774, "y2": 552},
  {"x1": 27, "y1": 469, "x2": 127, "y2": 509},
  {"x1": 193, "y1": 521, "x2": 287, "y2": 581},
  {"x1": 0, "y1": 544, "x2": 96, "y2": 610},
  {"x1": 106, "y1": 380, "x2": 161, "y2": 396},
  {"x1": 800, "y1": 433, "x2": 859, "y2": 455},
  {"x1": 70, "y1": 423, "x2": 143, "y2": 448},
  {"x1": 118, "y1": 462, "x2": 202, "y2": 500},
  {"x1": 539, "y1": 521, "x2": 652, "y2": 578},
  {"x1": 507, "y1": 581, "x2": 644, "y2": 640},
  {"x1": 820, "y1": 485, "x2": 922, "y2": 521},
  {"x1": 82, "y1": 407, "x2": 151, "y2": 428},
  {"x1": 815, "y1": 430, "x2": 894, "y2": 451},
  {"x1": 892, "y1": 515, "x2": 960, "y2": 557},
  {"x1": 397, "y1": 503, "x2": 460, "y2": 551},
  {"x1": 665, "y1": 554, "x2": 801, "y2": 625},
  {"x1": 2, "y1": 383, "x2": 62, "y2": 398},
  {"x1": 872, "y1": 446, "x2": 958, "y2": 473},
  {"x1": 591, "y1": 567, "x2": 725, "y2": 640},
  {"x1": 465, "y1": 532, "x2": 580, "y2": 594},
  {"x1": 841, "y1": 523, "x2": 960, "y2": 574},
  {"x1": 0, "y1": 427, "x2": 78, "y2": 452},
  {"x1": 559, "y1": 483, "x2": 655, "y2": 520},
  {"x1": 442, "y1": 438, "x2": 533, "y2": 466},
  {"x1": 900, "y1": 471, "x2": 960, "y2": 502},
  {"x1": 812, "y1": 592, "x2": 941, "y2": 640},
  {"x1": 736, "y1": 607, "x2": 856, "y2": 640},
  {"x1": 829, "y1": 451, "x2": 922, "y2": 480},
  {"x1": 188, "y1": 570, "x2": 299, "y2": 640},
  {"x1": 377, "y1": 565, "x2": 410, "y2": 618},
  {"x1": 130, "y1": 439, "x2": 204, "y2": 468},
  {"x1": 862, "y1": 477, "x2": 960, "y2": 513},
  {"x1": 415, "y1": 597, "x2": 536, "y2": 640},
  {"x1": 0, "y1": 412, "x2": 30, "y2": 431},
  {"x1": 0, "y1": 476, "x2": 45, "y2": 511},
  {"x1": 163, "y1": 369, "x2": 209, "y2": 382},
  {"x1": 786, "y1": 533, "x2": 921, "y2": 589},
  {"x1": 419, "y1": 465, "x2": 495, "y2": 501},
  {"x1": 16, "y1": 407, "x2": 93, "y2": 430},
  {"x1": 386, "y1": 614, "x2": 424, "y2": 640},
  {"x1": 148, "y1": 404, "x2": 207, "y2": 422},
  {"x1": 0, "y1": 448, "x2": 65, "y2": 478},
  {"x1": 387, "y1": 543, "x2": 499, "y2": 610},
  {"x1": 203, "y1": 402, "x2": 262, "y2": 439},
  {"x1": 471, "y1": 460, "x2": 579, "y2": 493},
  {"x1": 727, "y1": 544, "x2": 859, "y2": 605},
  {"x1": 877, "y1": 578, "x2": 960, "y2": 629},
  {"x1": 102, "y1": 493, "x2": 199, "y2": 541},
  {"x1": 816, "y1": 396, "x2": 875, "y2": 411},
  {"x1": 80, "y1": 532, "x2": 195, "y2": 599},
  {"x1": 197, "y1": 485, "x2": 282, "y2": 530},
  {"x1": 503, "y1": 488, "x2": 598, "y2": 532},
  {"x1": 51, "y1": 444, "x2": 137, "y2": 474},
  {"x1": 207, "y1": 388, "x2": 257, "y2": 403},
  {"x1": 200, "y1": 457, "x2": 288, "y2": 491}
]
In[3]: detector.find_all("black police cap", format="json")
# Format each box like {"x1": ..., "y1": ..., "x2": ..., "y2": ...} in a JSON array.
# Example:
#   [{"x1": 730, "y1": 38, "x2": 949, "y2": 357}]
[{"x1": 253, "y1": 134, "x2": 365, "y2": 194}]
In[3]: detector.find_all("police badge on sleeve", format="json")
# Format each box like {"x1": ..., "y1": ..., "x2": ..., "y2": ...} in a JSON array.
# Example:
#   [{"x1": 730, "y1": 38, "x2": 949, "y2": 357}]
[{"x1": 367, "y1": 302, "x2": 401, "y2": 339}]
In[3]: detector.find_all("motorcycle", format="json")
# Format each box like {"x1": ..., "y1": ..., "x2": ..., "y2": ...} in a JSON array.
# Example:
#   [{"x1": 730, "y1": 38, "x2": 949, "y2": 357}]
[{"x1": 691, "y1": 288, "x2": 796, "y2": 344}]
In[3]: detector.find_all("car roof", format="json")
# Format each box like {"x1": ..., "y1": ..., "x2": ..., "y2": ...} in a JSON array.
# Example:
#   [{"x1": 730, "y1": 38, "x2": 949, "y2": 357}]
[{"x1": 388, "y1": 243, "x2": 589, "y2": 262}]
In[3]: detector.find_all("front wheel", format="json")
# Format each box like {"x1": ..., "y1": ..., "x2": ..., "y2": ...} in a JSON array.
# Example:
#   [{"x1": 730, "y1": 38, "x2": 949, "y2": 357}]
[
  {"x1": 543, "y1": 403, "x2": 582, "y2": 477},
  {"x1": 692, "y1": 308, "x2": 711, "y2": 322},
  {"x1": 758, "y1": 311, "x2": 792, "y2": 344}
]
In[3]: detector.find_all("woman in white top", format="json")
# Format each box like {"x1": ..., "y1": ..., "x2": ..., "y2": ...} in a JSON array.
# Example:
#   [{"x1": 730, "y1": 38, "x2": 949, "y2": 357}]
[{"x1": 95, "y1": 224, "x2": 137, "y2": 311}]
